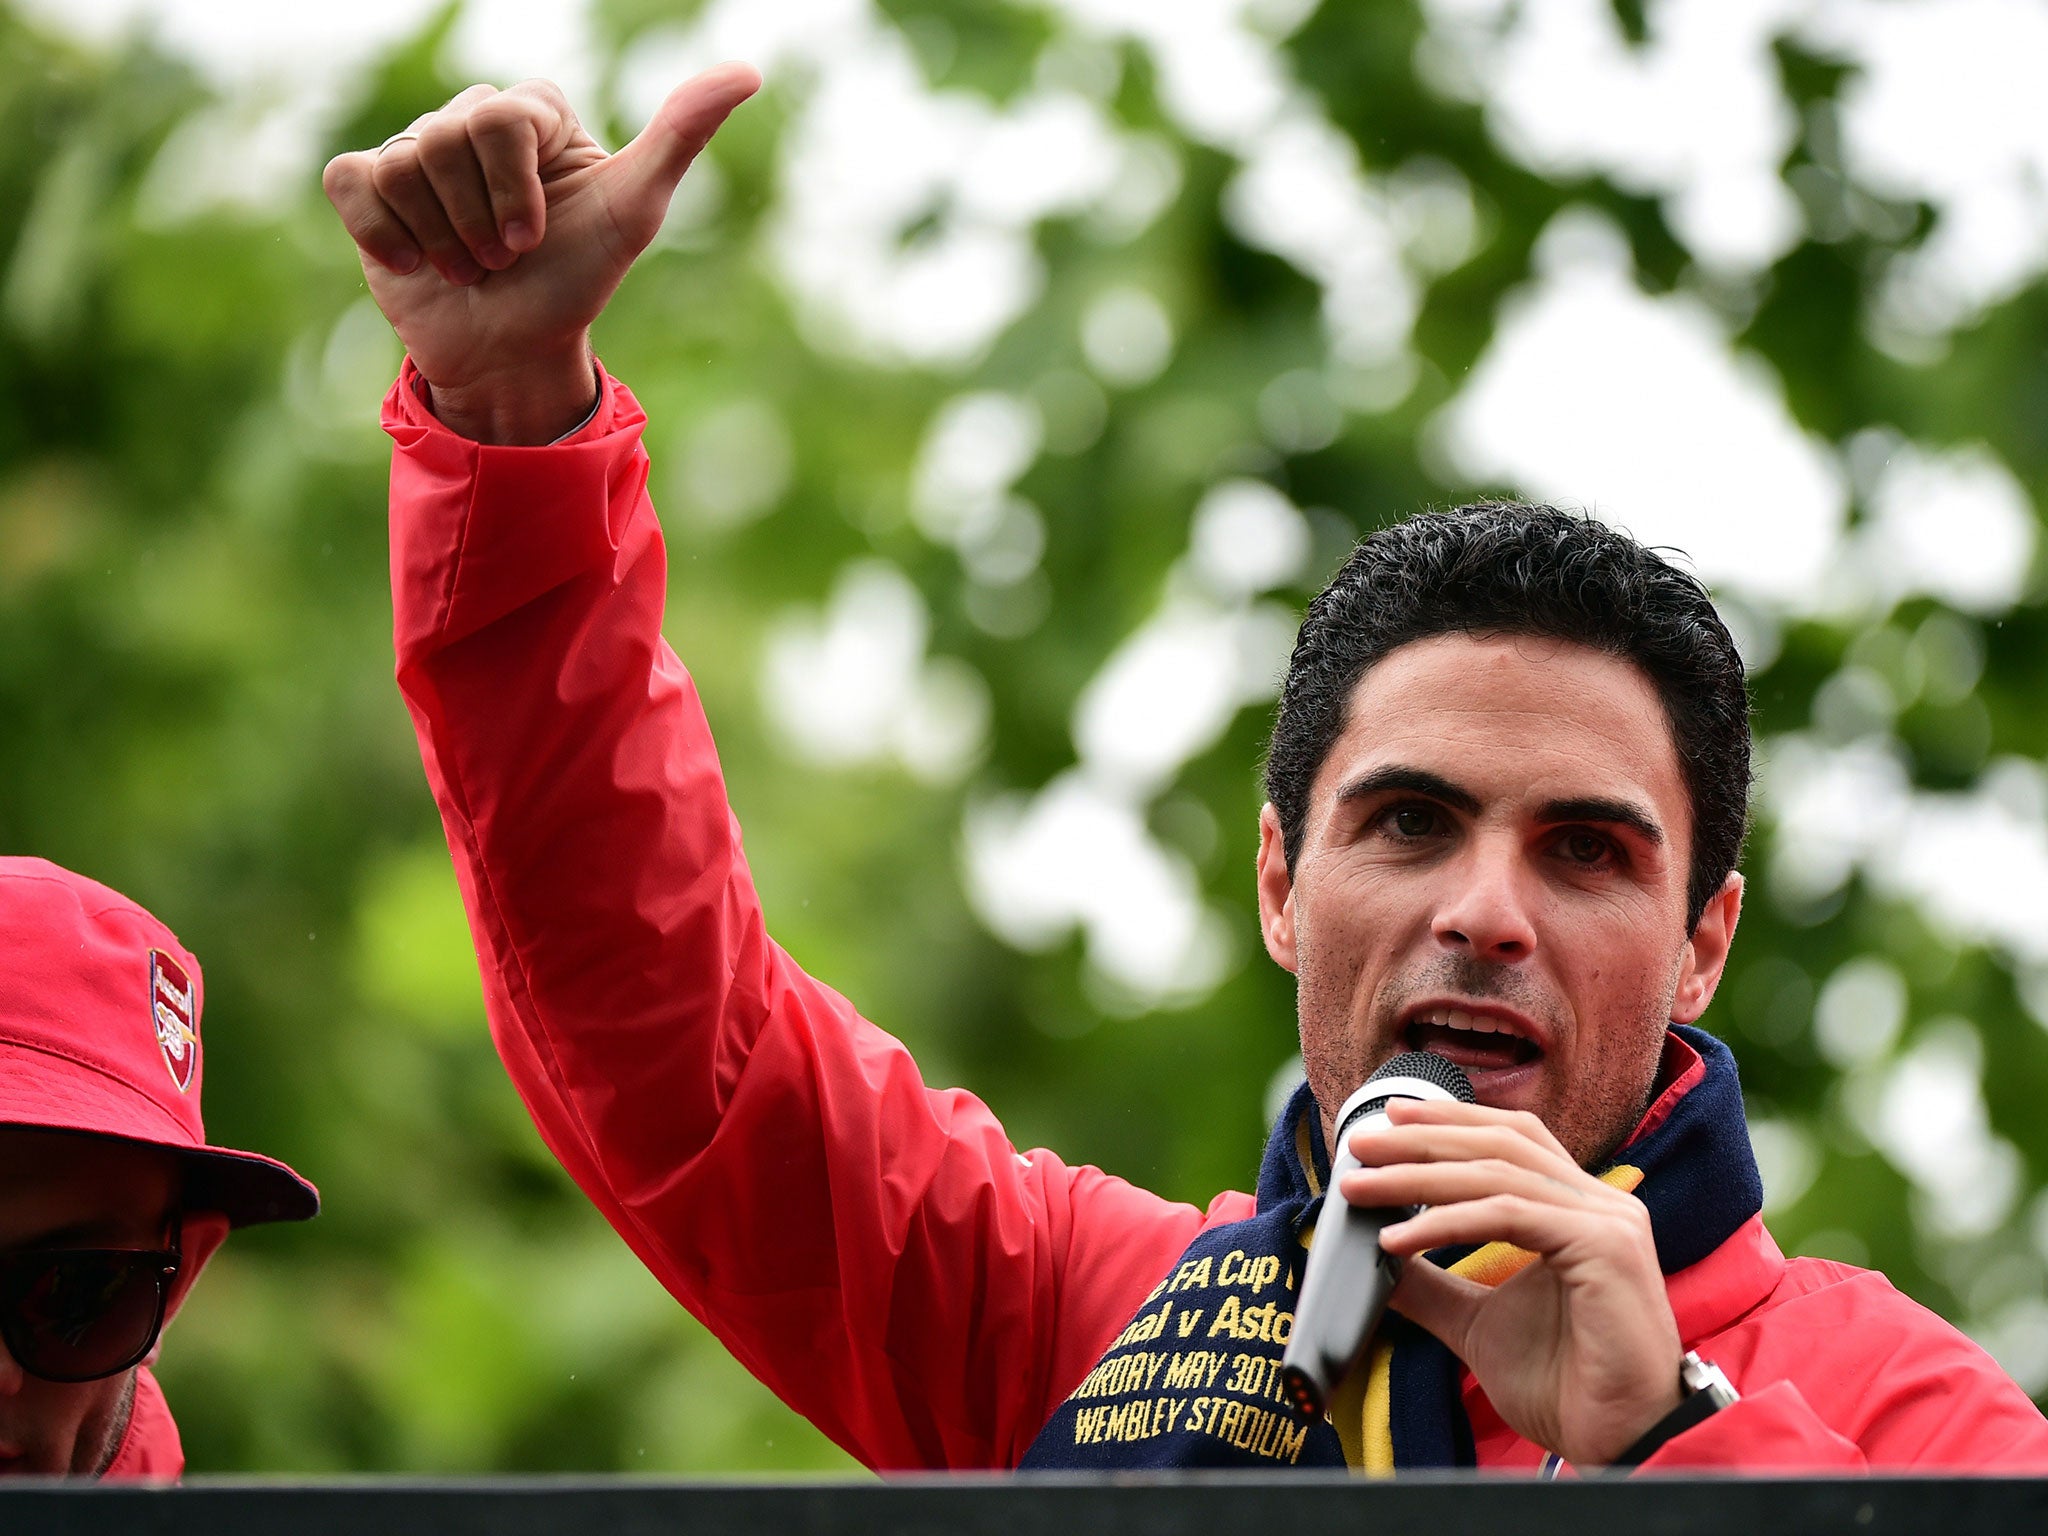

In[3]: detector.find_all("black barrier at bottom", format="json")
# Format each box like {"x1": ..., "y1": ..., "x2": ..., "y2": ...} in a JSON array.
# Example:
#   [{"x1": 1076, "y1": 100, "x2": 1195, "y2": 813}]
[{"x1": 2, "y1": 1476, "x2": 2046, "y2": 1535}]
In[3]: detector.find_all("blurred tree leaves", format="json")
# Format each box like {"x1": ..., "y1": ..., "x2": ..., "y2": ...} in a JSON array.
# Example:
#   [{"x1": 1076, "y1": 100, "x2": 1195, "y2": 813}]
[{"x1": 4, "y1": 0, "x2": 2048, "y2": 1474}]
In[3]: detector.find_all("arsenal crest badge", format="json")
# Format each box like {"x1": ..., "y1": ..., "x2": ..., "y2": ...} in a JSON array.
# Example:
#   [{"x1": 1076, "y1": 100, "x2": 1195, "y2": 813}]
[{"x1": 149, "y1": 949, "x2": 199, "y2": 1093}]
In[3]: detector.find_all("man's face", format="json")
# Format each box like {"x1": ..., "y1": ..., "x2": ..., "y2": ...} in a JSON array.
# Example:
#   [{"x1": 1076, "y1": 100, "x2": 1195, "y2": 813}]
[
  {"x1": 1255, "y1": 632, "x2": 1741, "y2": 1169},
  {"x1": 0, "y1": 1128, "x2": 180, "y2": 1476}
]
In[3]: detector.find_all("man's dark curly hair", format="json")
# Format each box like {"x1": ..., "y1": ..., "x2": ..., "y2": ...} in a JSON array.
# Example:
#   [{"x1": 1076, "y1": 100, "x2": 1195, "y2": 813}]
[{"x1": 1264, "y1": 502, "x2": 1752, "y2": 931}]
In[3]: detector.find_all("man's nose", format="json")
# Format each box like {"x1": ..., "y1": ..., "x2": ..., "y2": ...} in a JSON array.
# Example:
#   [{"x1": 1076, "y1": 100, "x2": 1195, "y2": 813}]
[
  {"x1": 1431, "y1": 841, "x2": 1538, "y2": 962},
  {"x1": 0, "y1": 1335, "x2": 25, "y2": 1397}
]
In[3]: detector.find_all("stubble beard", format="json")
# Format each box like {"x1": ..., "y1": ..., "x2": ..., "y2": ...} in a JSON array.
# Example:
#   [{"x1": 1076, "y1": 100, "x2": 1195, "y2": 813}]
[
  {"x1": 1293, "y1": 935, "x2": 1672, "y2": 1171},
  {"x1": 1291, "y1": 923, "x2": 1370, "y2": 1155},
  {"x1": 78, "y1": 1370, "x2": 139, "y2": 1477}
]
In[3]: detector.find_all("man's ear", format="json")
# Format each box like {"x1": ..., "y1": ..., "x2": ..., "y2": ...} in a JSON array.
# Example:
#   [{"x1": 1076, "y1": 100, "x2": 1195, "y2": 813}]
[
  {"x1": 1672, "y1": 871, "x2": 1743, "y2": 1024},
  {"x1": 1257, "y1": 802, "x2": 1299, "y2": 974},
  {"x1": 164, "y1": 1210, "x2": 230, "y2": 1324}
]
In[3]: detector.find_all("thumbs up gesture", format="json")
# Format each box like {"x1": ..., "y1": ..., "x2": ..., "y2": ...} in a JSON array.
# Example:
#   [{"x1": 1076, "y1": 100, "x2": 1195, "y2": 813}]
[{"x1": 323, "y1": 65, "x2": 761, "y2": 443}]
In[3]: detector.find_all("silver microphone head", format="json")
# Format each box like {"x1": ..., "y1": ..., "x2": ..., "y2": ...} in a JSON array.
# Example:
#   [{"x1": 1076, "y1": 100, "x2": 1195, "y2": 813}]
[{"x1": 1334, "y1": 1050, "x2": 1476, "y2": 1141}]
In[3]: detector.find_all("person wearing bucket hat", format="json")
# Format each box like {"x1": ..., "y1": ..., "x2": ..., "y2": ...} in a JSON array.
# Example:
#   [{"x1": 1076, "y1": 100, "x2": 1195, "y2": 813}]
[{"x1": 0, "y1": 857, "x2": 318, "y2": 1479}]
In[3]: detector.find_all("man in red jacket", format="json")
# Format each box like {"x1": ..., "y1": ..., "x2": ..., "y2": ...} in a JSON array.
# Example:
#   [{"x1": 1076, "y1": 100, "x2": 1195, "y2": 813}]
[
  {"x1": 0, "y1": 860, "x2": 318, "y2": 1479},
  {"x1": 325, "y1": 68, "x2": 2048, "y2": 1474}
]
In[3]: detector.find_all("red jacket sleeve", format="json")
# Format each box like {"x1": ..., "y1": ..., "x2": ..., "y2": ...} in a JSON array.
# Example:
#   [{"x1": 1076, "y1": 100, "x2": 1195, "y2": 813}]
[
  {"x1": 1644, "y1": 1263, "x2": 2048, "y2": 1473},
  {"x1": 382, "y1": 362, "x2": 1225, "y2": 1469}
]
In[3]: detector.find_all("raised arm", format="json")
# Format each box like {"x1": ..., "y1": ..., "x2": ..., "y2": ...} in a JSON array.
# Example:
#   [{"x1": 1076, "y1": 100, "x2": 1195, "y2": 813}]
[{"x1": 327, "y1": 73, "x2": 1222, "y2": 1468}]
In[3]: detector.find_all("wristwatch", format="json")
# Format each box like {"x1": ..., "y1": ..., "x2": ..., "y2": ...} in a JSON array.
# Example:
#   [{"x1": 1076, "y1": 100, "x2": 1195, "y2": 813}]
[{"x1": 1609, "y1": 1352, "x2": 1740, "y2": 1468}]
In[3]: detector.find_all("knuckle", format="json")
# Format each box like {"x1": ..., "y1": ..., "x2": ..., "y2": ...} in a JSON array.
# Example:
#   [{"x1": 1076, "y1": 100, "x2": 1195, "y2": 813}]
[
  {"x1": 1598, "y1": 1197, "x2": 1646, "y2": 1235},
  {"x1": 513, "y1": 76, "x2": 569, "y2": 105},
  {"x1": 1478, "y1": 1127, "x2": 1522, "y2": 1157},
  {"x1": 369, "y1": 153, "x2": 424, "y2": 198},
  {"x1": 415, "y1": 117, "x2": 472, "y2": 161},
  {"x1": 468, "y1": 94, "x2": 531, "y2": 136},
  {"x1": 320, "y1": 154, "x2": 361, "y2": 198}
]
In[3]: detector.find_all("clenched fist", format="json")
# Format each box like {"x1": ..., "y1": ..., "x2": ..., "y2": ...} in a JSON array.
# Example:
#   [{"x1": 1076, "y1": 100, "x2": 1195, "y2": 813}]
[{"x1": 323, "y1": 64, "x2": 760, "y2": 444}]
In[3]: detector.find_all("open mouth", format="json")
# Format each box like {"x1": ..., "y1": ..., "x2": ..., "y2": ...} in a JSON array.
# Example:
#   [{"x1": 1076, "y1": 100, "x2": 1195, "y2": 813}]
[{"x1": 1403, "y1": 1008, "x2": 1543, "y2": 1073}]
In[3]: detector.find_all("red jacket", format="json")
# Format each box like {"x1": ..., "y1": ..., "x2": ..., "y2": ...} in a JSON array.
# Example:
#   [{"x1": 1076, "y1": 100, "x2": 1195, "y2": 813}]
[
  {"x1": 101, "y1": 1368, "x2": 181, "y2": 1480},
  {"x1": 384, "y1": 360, "x2": 2048, "y2": 1474}
]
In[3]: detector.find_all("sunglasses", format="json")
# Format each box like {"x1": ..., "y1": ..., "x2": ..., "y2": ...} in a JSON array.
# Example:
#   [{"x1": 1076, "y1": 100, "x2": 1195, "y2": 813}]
[{"x1": 0, "y1": 1225, "x2": 181, "y2": 1384}]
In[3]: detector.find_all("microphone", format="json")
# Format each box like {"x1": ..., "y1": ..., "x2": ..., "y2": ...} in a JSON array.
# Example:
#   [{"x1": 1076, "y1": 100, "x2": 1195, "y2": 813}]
[{"x1": 1281, "y1": 1050, "x2": 1475, "y2": 1415}]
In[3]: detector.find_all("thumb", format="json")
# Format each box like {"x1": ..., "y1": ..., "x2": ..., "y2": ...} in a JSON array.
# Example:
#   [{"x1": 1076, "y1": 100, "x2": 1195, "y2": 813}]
[
  {"x1": 1386, "y1": 1256, "x2": 1485, "y2": 1356},
  {"x1": 605, "y1": 61, "x2": 762, "y2": 247}
]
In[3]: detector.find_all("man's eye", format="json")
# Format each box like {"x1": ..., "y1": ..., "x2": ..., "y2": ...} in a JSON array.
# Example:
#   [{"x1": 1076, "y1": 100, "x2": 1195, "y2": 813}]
[
  {"x1": 1560, "y1": 831, "x2": 1612, "y2": 865},
  {"x1": 1387, "y1": 806, "x2": 1439, "y2": 838}
]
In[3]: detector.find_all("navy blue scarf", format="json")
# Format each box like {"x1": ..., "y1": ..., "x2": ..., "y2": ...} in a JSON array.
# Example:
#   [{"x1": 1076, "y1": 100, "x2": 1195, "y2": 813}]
[{"x1": 1019, "y1": 1026, "x2": 1762, "y2": 1471}]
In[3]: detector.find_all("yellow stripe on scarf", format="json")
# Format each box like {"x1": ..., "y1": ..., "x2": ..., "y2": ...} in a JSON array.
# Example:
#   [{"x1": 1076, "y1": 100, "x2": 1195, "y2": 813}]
[
  {"x1": 1297, "y1": 1115, "x2": 1324, "y2": 1200},
  {"x1": 1332, "y1": 1163, "x2": 1645, "y2": 1475}
]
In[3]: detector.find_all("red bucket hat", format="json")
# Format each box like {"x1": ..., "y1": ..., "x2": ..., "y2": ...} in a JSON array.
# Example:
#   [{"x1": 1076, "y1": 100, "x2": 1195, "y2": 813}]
[{"x1": 0, "y1": 857, "x2": 317, "y2": 1226}]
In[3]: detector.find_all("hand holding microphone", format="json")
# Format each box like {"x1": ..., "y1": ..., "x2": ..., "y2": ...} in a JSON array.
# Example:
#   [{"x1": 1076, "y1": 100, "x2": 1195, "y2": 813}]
[
  {"x1": 1281, "y1": 1050, "x2": 1474, "y2": 1414},
  {"x1": 1288, "y1": 1058, "x2": 1689, "y2": 1467}
]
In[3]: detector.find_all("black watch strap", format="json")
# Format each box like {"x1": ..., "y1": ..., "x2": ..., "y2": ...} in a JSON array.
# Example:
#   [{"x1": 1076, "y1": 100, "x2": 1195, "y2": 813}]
[{"x1": 1609, "y1": 1353, "x2": 1740, "y2": 1469}]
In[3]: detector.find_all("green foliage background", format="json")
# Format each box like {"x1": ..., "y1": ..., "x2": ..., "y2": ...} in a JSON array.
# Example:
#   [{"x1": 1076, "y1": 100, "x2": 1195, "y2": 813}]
[{"x1": 3, "y1": 0, "x2": 2046, "y2": 1473}]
